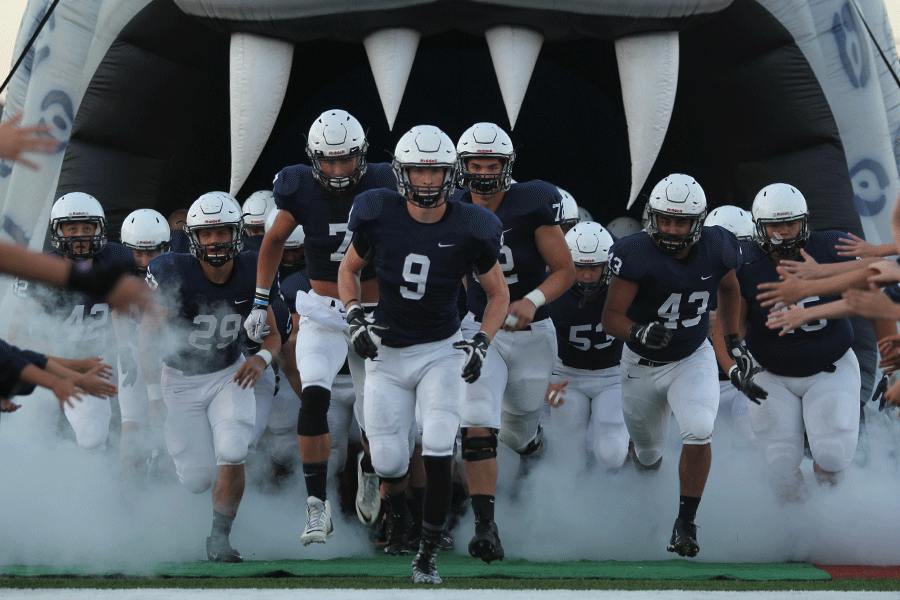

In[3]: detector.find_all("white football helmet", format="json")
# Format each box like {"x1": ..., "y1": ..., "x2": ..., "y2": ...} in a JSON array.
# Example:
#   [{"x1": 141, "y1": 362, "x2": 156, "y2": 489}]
[
  {"x1": 704, "y1": 205, "x2": 754, "y2": 242},
  {"x1": 645, "y1": 173, "x2": 707, "y2": 253},
  {"x1": 558, "y1": 187, "x2": 579, "y2": 231},
  {"x1": 577, "y1": 206, "x2": 594, "y2": 223},
  {"x1": 751, "y1": 183, "x2": 809, "y2": 257},
  {"x1": 306, "y1": 109, "x2": 368, "y2": 193},
  {"x1": 606, "y1": 216, "x2": 642, "y2": 240},
  {"x1": 456, "y1": 122, "x2": 515, "y2": 194},
  {"x1": 241, "y1": 190, "x2": 275, "y2": 230},
  {"x1": 184, "y1": 191, "x2": 244, "y2": 266},
  {"x1": 392, "y1": 125, "x2": 457, "y2": 207},
  {"x1": 121, "y1": 208, "x2": 170, "y2": 252},
  {"x1": 264, "y1": 209, "x2": 304, "y2": 250},
  {"x1": 49, "y1": 192, "x2": 107, "y2": 259},
  {"x1": 566, "y1": 221, "x2": 614, "y2": 298}
]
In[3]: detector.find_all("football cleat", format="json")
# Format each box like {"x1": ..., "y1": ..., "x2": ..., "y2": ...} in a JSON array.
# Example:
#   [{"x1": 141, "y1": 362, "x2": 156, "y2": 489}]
[
  {"x1": 301, "y1": 496, "x2": 334, "y2": 546},
  {"x1": 355, "y1": 451, "x2": 381, "y2": 525},
  {"x1": 667, "y1": 517, "x2": 699, "y2": 557},
  {"x1": 468, "y1": 519, "x2": 504, "y2": 564},
  {"x1": 411, "y1": 538, "x2": 442, "y2": 584},
  {"x1": 206, "y1": 536, "x2": 242, "y2": 563},
  {"x1": 438, "y1": 528, "x2": 454, "y2": 551},
  {"x1": 385, "y1": 511, "x2": 412, "y2": 556}
]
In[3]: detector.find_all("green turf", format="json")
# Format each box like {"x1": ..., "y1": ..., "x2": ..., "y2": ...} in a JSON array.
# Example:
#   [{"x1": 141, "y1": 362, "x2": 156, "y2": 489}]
[{"x1": 0, "y1": 556, "x2": 831, "y2": 581}]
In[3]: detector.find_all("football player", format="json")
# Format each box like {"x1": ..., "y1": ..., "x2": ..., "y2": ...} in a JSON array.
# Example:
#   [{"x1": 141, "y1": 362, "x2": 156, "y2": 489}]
[
  {"x1": 244, "y1": 110, "x2": 396, "y2": 545},
  {"x1": 9, "y1": 192, "x2": 133, "y2": 451},
  {"x1": 455, "y1": 122, "x2": 574, "y2": 564},
  {"x1": 140, "y1": 192, "x2": 281, "y2": 562},
  {"x1": 338, "y1": 125, "x2": 508, "y2": 584},
  {"x1": 118, "y1": 208, "x2": 172, "y2": 480},
  {"x1": 544, "y1": 221, "x2": 627, "y2": 471},
  {"x1": 601, "y1": 174, "x2": 748, "y2": 558},
  {"x1": 702, "y1": 206, "x2": 756, "y2": 449},
  {"x1": 724, "y1": 184, "x2": 895, "y2": 501},
  {"x1": 241, "y1": 190, "x2": 276, "y2": 252},
  {"x1": 557, "y1": 187, "x2": 579, "y2": 234}
]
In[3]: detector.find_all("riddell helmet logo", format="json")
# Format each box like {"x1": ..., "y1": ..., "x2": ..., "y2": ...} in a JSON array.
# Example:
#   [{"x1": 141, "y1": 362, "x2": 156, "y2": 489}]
[
  {"x1": 204, "y1": 219, "x2": 221, "y2": 224},
  {"x1": 420, "y1": 159, "x2": 437, "y2": 163},
  {"x1": 71, "y1": 211, "x2": 87, "y2": 216},
  {"x1": 476, "y1": 149, "x2": 493, "y2": 153},
  {"x1": 667, "y1": 209, "x2": 684, "y2": 213},
  {"x1": 328, "y1": 151, "x2": 346, "y2": 156},
  {"x1": 774, "y1": 212, "x2": 792, "y2": 216}
]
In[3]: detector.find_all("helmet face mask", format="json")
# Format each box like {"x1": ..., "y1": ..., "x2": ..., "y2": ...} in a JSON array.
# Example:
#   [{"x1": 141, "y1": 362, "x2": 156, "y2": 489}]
[
  {"x1": 566, "y1": 221, "x2": 614, "y2": 299},
  {"x1": 184, "y1": 192, "x2": 244, "y2": 267},
  {"x1": 393, "y1": 125, "x2": 457, "y2": 209},
  {"x1": 751, "y1": 183, "x2": 809, "y2": 258},
  {"x1": 645, "y1": 174, "x2": 707, "y2": 254},
  {"x1": 456, "y1": 123, "x2": 515, "y2": 195},
  {"x1": 50, "y1": 192, "x2": 107, "y2": 260},
  {"x1": 306, "y1": 110, "x2": 368, "y2": 194}
]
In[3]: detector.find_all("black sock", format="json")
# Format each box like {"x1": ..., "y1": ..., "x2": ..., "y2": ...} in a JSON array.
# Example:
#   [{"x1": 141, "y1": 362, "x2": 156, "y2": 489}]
[
  {"x1": 471, "y1": 494, "x2": 495, "y2": 523},
  {"x1": 422, "y1": 455, "x2": 452, "y2": 528},
  {"x1": 678, "y1": 495, "x2": 701, "y2": 522},
  {"x1": 409, "y1": 485, "x2": 425, "y2": 528},
  {"x1": 359, "y1": 451, "x2": 375, "y2": 474},
  {"x1": 387, "y1": 491, "x2": 409, "y2": 516},
  {"x1": 303, "y1": 461, "x2": 328, "y2": 501},
  {"x1": 421, "y1": 521, "x2": 443, "y2": 545},
  {"x1": 211, "y1": 511, "x2": 235, "y2": 540}
]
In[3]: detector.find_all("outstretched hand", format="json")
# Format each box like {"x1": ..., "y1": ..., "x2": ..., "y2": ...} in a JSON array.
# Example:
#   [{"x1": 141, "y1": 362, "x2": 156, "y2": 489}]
[{"x1": 0, "y1": 112, "x2": 58, "y2": 169}]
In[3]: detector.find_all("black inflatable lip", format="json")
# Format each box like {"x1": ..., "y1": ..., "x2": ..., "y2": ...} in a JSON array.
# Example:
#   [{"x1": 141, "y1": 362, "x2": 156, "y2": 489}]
[{"x1": 171, "y1": 0, "x2": 729, "y2": 43}]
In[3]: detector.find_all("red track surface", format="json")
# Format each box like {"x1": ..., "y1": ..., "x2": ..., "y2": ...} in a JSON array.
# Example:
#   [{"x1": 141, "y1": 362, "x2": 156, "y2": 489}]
[{"x1": 815, "y1": 565, "x2": 900, "y2": 579}]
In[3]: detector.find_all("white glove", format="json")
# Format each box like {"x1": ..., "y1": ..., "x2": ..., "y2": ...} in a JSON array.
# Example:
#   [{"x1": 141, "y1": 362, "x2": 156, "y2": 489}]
[{"x1": 243, "y1": 305, "x2": 269, "y2": 343}]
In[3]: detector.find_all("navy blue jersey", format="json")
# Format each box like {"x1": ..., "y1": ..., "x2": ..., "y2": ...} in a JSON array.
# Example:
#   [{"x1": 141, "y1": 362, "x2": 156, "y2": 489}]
[
  {"x1": 281, "y1": 268, "x2": 311, "y2": 314},
  {"x1": 460, "y1": 180, "x2": 562, "y2": 322},
  {"x1": 608, "y1": 227, "x2": 742, "y2": 361},
  {"x1": 169, "y1": 229, "x2": 190, "y2": 254},
  {"x1": 273, "y1": 162, "x2": 396, "y2": 283},
  {"x1": 146, "y1": 251, "x2": 277, "y2": 375},
  {"x1": 548, "y1": 288, "x2": 622, "y2": 370},
  {"x1": 349, "y1": 189, "x2": 502, "y2": 346},
  {"x1": 884, "y1": 283, "x2": 900, "y2": 303},
  {"x1": 13, "y1": 243, "x2": 135, "y2": 356},
  {"x1": 738, "y1": 231, "x2": 854, "y2": 377},
  {"x1": 242, "y1": 234, "x2": 263, "y2": 253}
]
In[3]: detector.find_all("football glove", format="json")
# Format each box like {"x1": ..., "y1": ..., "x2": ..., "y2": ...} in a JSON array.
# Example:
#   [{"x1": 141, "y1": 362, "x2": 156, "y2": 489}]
[
  {"x1": 724, "y1": 334, "x2": 755, "y2": 376},
  {"x1": 347, "y1": 305, "x2": 386, "y2": 360},
  {"x1": 728, "y1": 364, "x2": 768, "y2": 404},
  {"x1": 243, "y1": 304, "x2": 270, "y2": 343},
  {"x1": 630, "y1": 322, "x2": 672, "y2": 350},
  {"x1": 871, "y1": 373, "x2": 891, "y2": 411},
  {"x1": 453, "y1": 331, "x2": 490, "y2": 383}
]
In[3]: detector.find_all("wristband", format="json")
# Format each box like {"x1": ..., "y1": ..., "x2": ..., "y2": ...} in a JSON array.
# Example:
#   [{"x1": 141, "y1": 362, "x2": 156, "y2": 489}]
[
  {"x1": 147, "y1": 383, "x2": 163, "y2": 403},
  {"x1": 255, "y1": 349, "x2": 273, "y2": 367},
  {"x1": 254, "y1": 287, "x2": 270, "y2": 306},
  {"x1": 344, "y1": 299, "x2": 361, "y2": 311},
  {"x1": 728, "y1": 365, "x2": 738, "y2": 378},
  {"x1": 523, "y1": 289, "x2": 546, "y2": 309}
]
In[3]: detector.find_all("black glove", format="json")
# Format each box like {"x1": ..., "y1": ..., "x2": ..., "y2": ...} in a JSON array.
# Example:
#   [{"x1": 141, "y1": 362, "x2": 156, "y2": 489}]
[
  {"x1": 629, "y1": 322, "x2": 672, "y2": 349},
  {"x1": 728, "y1": 364, "x2": 768, "y2": 404},
  {"x1": 871, "y1": 373, "x2": 889, "y2": 411},
  {"x1": 453, "y1": 332, "x2": 490, "y2": 383},
  {"x1": 119, "y1": 350, "x2": 138, "y2": 387},
  {"x1": 724, "y1": 334, "x2": 754, "y2": 375},
  {"x1": 347, "y1": 305, "x2": 386, "y2": 360}
]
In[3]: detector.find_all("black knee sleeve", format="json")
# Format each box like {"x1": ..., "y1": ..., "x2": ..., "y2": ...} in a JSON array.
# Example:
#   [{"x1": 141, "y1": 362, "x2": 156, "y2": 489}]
[
  {"x1": 461, "y1": 427, "x2": 498, "y2": 462},
  {"x1": 297, "y1": 385, "x2": 330, "y2": 437}
]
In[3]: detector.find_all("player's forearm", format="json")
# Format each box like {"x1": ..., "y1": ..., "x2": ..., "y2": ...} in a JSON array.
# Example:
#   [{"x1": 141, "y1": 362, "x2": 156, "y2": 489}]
[
  {"x1": 716, "y1": 284, "x2": 742, "y2": 337},
  {"x1": 813, "y1": 258, "x2": 879, "y2": 279},
  {"x1": 601, "y1": 308, "x2": 634, "y2": 341},
  {"x1": 337, "y1": 266, "x2": 363, "y2": 308},
  {"x1": 803, "y1": 299, "x2": 854, "y2": 322},
  {"x1": 255, "y1": 234, "x2": 285, "y2": 296},
  {"x1": 480, "y1": 289, "x2": 510, "y2": 341},
  {"x1": 19, "y1": 364, "x2": 59, "y2": 389},
  {"x1": 805, "y1": 268, "x2": 870, "y2": 297},
  {"x1": 534, "y1": 263, "x2": 575, "y2": 305},
  {"x1": 0, "y1": 242, "x2": 69, "y2": 286}
]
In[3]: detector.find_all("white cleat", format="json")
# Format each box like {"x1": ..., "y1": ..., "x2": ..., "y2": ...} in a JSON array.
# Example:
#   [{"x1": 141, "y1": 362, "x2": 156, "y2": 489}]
[
  {"x1": 355, "y1": 451, "x2": 381, "y2": 525},
  {"x1": 301, "y1": 496, "x2": 334, "y2": 546}
]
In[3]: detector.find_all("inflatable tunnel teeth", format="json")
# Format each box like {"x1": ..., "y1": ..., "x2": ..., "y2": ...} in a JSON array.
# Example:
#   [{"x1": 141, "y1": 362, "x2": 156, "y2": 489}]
[
  {"x1": 363, "y1": 27, "x2": 421, "y2": 131},
  {"x1": 229, "y1": 32, "x2": 294, "y2": 197},
  {"x1": 615, "y1": 31, "x2": 679, "y2": 210},
  {"x1": 485, "y1": 25, "x2": 543, "y2": 131}
]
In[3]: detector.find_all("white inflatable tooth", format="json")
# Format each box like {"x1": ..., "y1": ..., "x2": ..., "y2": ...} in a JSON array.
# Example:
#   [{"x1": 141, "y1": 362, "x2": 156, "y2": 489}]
[
  {"x1": 364, "y1": 27, "x2": 421, "y2": 130},
  {"x1": 229, "y1": 32, "x2": 294, "y2": 197},
  {"x1": 485, "y1": 25, "x2": 543, "y2": 130},
  {"x1": 616, "y1": 31, "x2": 679, "y2": 209}
]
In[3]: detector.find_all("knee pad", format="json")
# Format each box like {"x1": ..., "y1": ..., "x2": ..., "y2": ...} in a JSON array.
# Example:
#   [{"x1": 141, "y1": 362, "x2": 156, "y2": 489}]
[
  {"x1": 214, "y1": 422, "x2": 252, "y2": 466},
  {"x1": 181, "y1": 466, "x2": 214, "y2": 494},
  {"x1": 421, "y1": 412, "x2": 458, "y2": 457},
  {"x1": 681, "y1": 413, "x2": 715, "y2": 445},
  {"x1": 812, "y1": 441, "x2": 852, "y2": 473},
  {"x1": 271, "y1": 431, "x2": 300, "y2": 466},
  {"x1": 764, "y1": 441, "x2": 803, "y2": 478},
  {"x1": 74, "y1": 418, "x2": 108, "y2": 450},
  {"x1": 298, "y1": 354, "x2": 333, "y2": 390},
  {"x1": 297, "y1": 385, "x2": 330, "y2": 437},
  {"x1": 635, "y1": 447, "x2": 663, "y2": 467},
  {"x1": 370, "y1": 438, "x2": 410, "y2": 479},
  {"x1": 593, "y1": 434, "x2": 628, "y2": 468},
  {"x1": 461, "y1": 428, "x2": 497, "y2": 462}
]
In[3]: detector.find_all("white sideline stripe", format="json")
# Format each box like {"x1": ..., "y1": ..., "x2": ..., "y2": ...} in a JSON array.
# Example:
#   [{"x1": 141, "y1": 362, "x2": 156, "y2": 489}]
[{"x1": 0, "y1": 590, "x2": 895, "y2": 599}]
